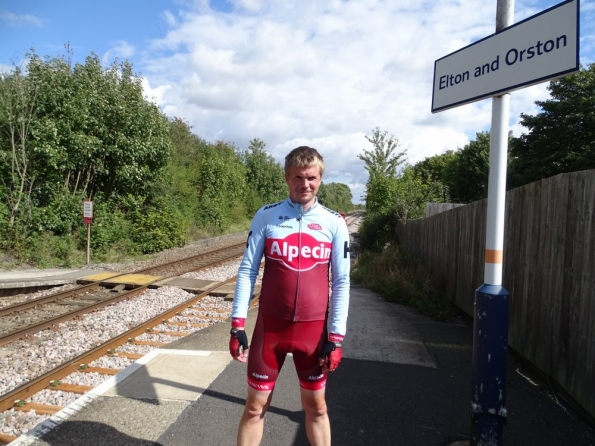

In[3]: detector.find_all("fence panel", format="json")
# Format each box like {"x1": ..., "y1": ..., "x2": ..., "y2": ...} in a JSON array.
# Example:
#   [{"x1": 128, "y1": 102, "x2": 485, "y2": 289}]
[{"x1": 395, "y1": 169, "x2": 595, "y2": 420}]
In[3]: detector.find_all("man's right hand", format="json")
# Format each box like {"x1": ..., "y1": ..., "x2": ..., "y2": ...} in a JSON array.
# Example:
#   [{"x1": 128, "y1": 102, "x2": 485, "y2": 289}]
[{"x1": 229, "y1": 328, "x2": 249, "y2": 363}]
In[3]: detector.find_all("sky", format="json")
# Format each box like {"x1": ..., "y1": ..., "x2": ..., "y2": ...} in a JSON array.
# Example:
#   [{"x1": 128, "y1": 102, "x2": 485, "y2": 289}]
[{"x1": 1, "y1": 0, "x2": 594, "y2": 203}]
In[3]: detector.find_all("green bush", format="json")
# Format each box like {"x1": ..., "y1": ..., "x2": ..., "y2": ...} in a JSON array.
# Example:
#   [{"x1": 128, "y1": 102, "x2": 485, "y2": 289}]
[
  {"x1": 131, "y1": 206, "x2": 186, "y2": 254},
  {"x1": 357, "y1": 212, "x2": 400, "y2": 253},
  {"x1": 352, "y1": 244, "x2": 456, "y2": 321},
  {"x1": 22, "y1": 232, "x2": 82, "y2": 267},
  {"x1": 28, "y1": 193, "x2": 87, "y2": 236}
]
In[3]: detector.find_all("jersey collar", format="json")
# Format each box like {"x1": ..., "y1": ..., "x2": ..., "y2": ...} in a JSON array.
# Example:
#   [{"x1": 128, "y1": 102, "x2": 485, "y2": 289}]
[{"x1": 287, "y1": 197, "x2": 319, "y2": 216}]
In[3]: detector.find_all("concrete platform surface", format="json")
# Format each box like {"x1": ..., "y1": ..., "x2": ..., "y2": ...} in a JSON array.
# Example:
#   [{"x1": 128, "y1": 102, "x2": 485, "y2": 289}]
[
  {"x1": 102, "y1": 350, "x2": 231, "y2": 401},
  {"x1": 9, "y1": 286, "x2": 595, "y2": 446},
  {"x1": 0, "y1": 268, "x2": 106, "y2": 285},
  {"x1": 0, "y1": 268, "x2": 227, "y2": 297}
]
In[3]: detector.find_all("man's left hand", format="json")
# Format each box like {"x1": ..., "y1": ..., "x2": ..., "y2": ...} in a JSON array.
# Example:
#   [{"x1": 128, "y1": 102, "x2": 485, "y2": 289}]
[{"x1": 319, "y1": 334, "x2": 344, "y2": 372}]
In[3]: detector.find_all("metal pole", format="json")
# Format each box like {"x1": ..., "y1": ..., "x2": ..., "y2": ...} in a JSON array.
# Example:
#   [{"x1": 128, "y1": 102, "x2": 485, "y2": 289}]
[
  {"x1": 86, "y1": 223, "x2": 91, "y2": 265},
  {"x1": 470, "y1": 0, "x2": 514, "y2": 444}
]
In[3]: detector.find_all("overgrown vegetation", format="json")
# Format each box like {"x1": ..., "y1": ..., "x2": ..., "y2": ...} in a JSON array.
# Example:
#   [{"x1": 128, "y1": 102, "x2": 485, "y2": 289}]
[
  {"x1": 351, "y1": 245, "x2": 457, "y2": 321},
  {"x1": 352, "y1": 128, "x2": 457, "y2": 320}
]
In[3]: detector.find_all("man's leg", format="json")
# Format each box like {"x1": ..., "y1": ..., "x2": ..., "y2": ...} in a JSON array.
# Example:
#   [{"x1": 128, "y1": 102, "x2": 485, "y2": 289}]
[
  {"x1": 300, "y1": 387, "x2": 330, "y2": 446},
  {"x1": 237, "y1": 386, "x2": 274, "y2": 446}
]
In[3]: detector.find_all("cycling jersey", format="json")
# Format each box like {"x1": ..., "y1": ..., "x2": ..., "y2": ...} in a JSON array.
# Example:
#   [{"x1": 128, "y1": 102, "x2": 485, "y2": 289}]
[{"x1": 232, "y1": 198, "x2": 350, "y2": 336}]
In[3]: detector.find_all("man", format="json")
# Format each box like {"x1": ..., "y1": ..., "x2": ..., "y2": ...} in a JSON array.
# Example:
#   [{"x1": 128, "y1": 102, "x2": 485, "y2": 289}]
[{"x1": 229, "y1": 146, "x2": 351, "y2": 446}]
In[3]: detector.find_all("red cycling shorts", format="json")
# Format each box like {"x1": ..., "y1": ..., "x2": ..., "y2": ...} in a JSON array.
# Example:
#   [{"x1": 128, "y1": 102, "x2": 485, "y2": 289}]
[{"x1": 247, "y1": 312, "x2": 327, "y2": 392}]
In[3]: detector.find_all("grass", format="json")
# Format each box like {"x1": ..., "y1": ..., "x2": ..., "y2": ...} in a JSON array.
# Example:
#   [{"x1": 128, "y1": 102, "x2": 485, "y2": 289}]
[
  {"x1": 0, "y1": 221, "x2": 252, "y2": 270},
  {"x1": 351, "y1": 244, "x2": 457, "y2": 321}
]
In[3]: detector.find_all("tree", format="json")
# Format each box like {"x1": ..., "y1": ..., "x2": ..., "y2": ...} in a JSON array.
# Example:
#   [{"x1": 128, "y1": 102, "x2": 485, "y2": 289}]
[
  {"x1": 412, "y1": 151, "x2": 456, "y2": 202},
  {"x1": 241, "y1": 138, "x2": 286, "y2": 210},
  {"x1": 22, "y1": 52, "x2": 171, "y2": 205},
  {"x1": 442, "y1": 132, "x2": 491, "y2": 203},
  {"x1": 192, "y1": 141, "x2": 248, "y2": 231},
  {"x1": 358, "y1": 127, "x2": 407, "y2": 179},
  {"x1": 0, "y1": 62, "x2": 39, "y2": 227},
  {"x1": 318, "y1": 182, "x2": 353, "y2": 213},
  {"x1": 0, "y1": 50, "x2": 174, "y2": 253},
  {"x1": 509, "y1": 63, "x2": 595, "y2": 188},
  {"x1": 394, "y1": 165, "x2": 446, "y2": 222},
  {"x1": 358, "y1": 127, "x2": 407, "y2": 214}
]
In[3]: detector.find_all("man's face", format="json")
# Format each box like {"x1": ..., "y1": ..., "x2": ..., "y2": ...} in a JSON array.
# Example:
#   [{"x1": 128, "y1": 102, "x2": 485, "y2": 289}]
[{"x1": 285, "y1": 164, "x2": 322, "y2": 209}]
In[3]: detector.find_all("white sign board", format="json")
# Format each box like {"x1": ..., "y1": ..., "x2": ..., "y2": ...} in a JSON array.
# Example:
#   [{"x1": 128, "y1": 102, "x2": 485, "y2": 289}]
[
  {"x1": 432, "y1": 0, "x2": 579, "y2": 113},
  {"x1": 83, "y1": 200, "x2": 93, "y2": 222}
]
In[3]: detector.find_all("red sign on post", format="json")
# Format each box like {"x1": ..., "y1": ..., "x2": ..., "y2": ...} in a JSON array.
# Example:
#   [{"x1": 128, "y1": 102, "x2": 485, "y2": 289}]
[{"x1": 83, "y1": 200, "x2": 93, "y2": 224}]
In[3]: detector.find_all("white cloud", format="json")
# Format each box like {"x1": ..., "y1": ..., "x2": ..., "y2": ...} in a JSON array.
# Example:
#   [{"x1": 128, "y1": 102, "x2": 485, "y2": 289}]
[
  {"x1": 0, "y1": 63, "x2": 13, "y2": 75},
  {"x1": 0, "y1": 11, "x2": 43, "y2": 27},
  {"x1": 137, "y1": 0, "x2": 586, "y2": 204},
  {"x1": 141, "y1": 77, "x2": 172, "y2": 105},
  {"x1": 102, "y1": 40, "x2": 136, "y2": 66},
  {"x1": 161, "y1": 10, "x2": 178, "y2": 27}
]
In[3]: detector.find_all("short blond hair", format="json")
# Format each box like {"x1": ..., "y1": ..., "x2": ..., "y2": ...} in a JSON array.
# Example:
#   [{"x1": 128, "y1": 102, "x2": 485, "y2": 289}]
[{"x1": 284, "y1": 146, "x2": 325, "y2": 176}]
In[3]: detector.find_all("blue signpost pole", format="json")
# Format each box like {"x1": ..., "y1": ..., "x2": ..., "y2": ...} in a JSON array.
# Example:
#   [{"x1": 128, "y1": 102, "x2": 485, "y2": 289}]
[
  {"x1": 469, "y1": 1, "x2": 513, "y2": 444},
  {"x1": 470, "y1": 284, "x2": 509, "y2": 444}
]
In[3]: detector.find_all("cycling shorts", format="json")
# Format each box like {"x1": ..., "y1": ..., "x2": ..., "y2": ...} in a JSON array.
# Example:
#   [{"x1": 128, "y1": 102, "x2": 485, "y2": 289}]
[{"x1": 247, "y1": 312, "x2": 327, "y2": 391}]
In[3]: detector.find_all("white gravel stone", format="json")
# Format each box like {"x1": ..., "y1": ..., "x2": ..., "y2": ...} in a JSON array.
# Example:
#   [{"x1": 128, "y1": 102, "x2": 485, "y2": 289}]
[{"x1": 0, "y1": 235, "x2": 248, "y2": 438}]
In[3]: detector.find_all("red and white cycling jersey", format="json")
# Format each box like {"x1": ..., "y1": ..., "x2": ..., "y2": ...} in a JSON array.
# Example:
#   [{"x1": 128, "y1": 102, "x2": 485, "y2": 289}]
[{"x1": 232, "y1": 198, "x2": 350, "y2": 336}]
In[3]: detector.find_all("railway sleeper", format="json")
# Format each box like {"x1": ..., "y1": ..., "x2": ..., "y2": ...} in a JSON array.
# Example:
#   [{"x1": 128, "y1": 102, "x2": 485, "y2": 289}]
[
  {"x1": 165, "y1": 321, "x2": 208, "y2": 328},
  {"x1": 146, "y1": 330, "x2": 189, "y2": 337},
  {"x1": 79, "y1": 366, "x2": 121, "y2": 375},
  {"x1": 55, "y1": 300, "x2": 94, "y2": 307},
  {"x1": 47, "y1": 382, "x2": 93, "y2": 394},
  {"x1": 13, "y1": 401, "x2": 63, "y2": 415},
  {"x1": 127, "y1": 340, "x2": 168, "y2": 347},
  {"x1": 108, "y1": 351, "x2": 143, "y2": 360},
  {"x1": 0, "y1": 433, "x2": 18, "y2": 444}
]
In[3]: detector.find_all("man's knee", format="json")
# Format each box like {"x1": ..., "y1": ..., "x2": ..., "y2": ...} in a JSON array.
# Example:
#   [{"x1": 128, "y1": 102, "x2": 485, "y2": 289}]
[
  {"x1": 300, "y1": 390, "x2": 328, "y2": 417},
  {"x1": 243, "y1": 389, "x2": 273, "y2": 419}
]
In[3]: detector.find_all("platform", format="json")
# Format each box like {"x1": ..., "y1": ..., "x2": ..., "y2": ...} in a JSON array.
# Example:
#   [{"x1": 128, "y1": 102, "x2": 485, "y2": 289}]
[
  {"x1": 8, "y1": 287, "x2": 595, "y2": 446},
  {"x1": 0, "y1": 269, "x2": 106, "y2": 297},
  {"x1": 0, "y1": 269, "x2": 232, "y2": 298}
]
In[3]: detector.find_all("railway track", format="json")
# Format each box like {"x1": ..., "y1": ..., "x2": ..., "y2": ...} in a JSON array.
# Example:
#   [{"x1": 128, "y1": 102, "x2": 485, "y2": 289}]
[
  {"x1": 0, "y1": 241, "x2": 250, "y2": 443},
  {"x1": 0, "y1": 243, "x2": 245, "y2": 347},
  {"x1": 0, "y1": 276, "x2": 259, "y2": 445}
]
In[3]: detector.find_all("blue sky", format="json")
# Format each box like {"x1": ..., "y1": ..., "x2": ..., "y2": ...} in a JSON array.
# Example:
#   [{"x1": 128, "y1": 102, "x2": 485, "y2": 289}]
[{"x1": 1, "y1": 0, "x2": 594, "y2": 202}]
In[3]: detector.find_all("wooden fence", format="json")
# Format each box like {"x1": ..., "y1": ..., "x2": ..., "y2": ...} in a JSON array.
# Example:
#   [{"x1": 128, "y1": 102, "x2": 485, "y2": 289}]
[{"x1": 396, "y1": 169, "x2": 595, "y2": 421}]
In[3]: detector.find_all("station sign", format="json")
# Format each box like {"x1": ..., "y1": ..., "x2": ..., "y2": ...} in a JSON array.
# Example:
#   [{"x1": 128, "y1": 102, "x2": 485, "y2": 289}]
[
  {"x1": 83, "y1": 200, "x2": 93, "y2": 225},
  {"x1": 432, "y1": 0, "x2": 579, "y2": 113}
]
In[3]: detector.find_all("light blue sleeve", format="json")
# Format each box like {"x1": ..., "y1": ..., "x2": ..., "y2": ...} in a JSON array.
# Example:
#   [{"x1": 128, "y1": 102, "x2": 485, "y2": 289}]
[
  {"x1": 231, "y1": 209, "x2": 266, "y2": 320},
  {"x1": 329, "y1": 218, "x2": 351, "y2": 336}
]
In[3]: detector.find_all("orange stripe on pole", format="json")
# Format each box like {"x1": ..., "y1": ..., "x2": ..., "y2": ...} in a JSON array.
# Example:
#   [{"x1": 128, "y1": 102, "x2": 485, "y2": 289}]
[{"x1": 485, "y1": 249, "x2": 503, "y2": 264}]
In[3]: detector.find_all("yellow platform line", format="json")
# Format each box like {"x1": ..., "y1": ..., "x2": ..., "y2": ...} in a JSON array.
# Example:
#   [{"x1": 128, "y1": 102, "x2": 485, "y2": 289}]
[{"x1": 80, "y1": 273, "x2": 164, "y2": 286}]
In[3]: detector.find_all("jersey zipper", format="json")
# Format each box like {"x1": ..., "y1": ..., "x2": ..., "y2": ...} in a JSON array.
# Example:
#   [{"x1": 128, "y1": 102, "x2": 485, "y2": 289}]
[{"x1": 293, "y1": 206, "x2": 304, "y2": 322}]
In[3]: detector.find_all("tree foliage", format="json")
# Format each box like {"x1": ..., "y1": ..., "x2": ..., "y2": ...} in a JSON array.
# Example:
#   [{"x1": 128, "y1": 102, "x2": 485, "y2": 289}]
[
  {"x1": 0, "y1": 48, "x2": 355, "y2": 265},
  {"x1": 0, "y1": 51, "x2": 172, "y2": 242},
  {"x1": 0, "y1": 51, "x2": 176, "y2": 258},
  {"x1": 393, "y1": 166, "x2": 446, "y2": 222},
  {"x1": 413, "y1": 150, "x2": 457, "y2": 189},
  {"x1": 509, "y1": 63, "x2": 595, "y2": 188},
  {"x1": 192, "y1": 141, "x2": 248, "y2": 231},
  {"x1": 0, "y1": 62, "x2": 39, "y2": 226},
  {"x1": 241, "y1": 138, "x2": 286, "y2": 212},
  {"x1": 25, "y1": 53, "x2": 171, "y2": 202},
  {"x1": 318, "y1": 182, "x2": 353, "y2": 213},
  {"x1": 358, "y1": 127, "x2": 407, "y2": 180},
  {"x1": 441, "y1": 131, "x2": 491, "y2": 203}
]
